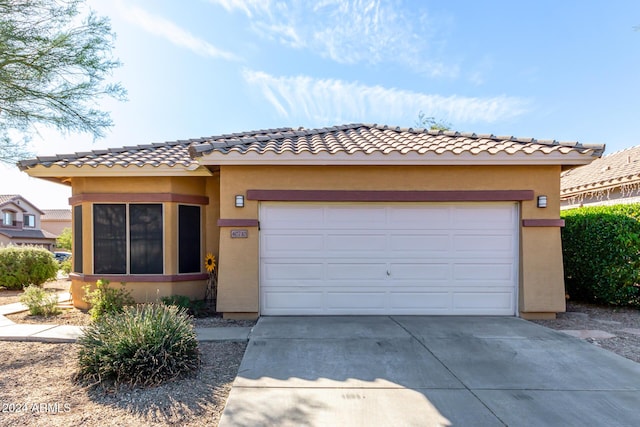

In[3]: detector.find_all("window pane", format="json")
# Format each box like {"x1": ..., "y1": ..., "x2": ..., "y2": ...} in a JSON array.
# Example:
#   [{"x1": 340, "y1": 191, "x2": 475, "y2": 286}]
[
  {"x1": 24, "y1": 215, "x2": 35, "y2": 227},
  {"x1": 130, "y1": 204, "x2": 163, "y2": 274},
  {"x1": 93, "y1": 204, "x2": 126, "y2": 274},
  {"x1": 73, "y1": 206, "x2": 83, "y2": 273},
  {"x1": 179, "y1": 205, "x2": 201, "y2": 273}
]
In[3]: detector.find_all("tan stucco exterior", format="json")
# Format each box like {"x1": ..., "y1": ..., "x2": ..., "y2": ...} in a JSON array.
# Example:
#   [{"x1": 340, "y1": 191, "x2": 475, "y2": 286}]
[
  {"x1": 68, "y1": 176, "x2": 216, "y2": 309},
  {"x1": 35, "y1": 164, "x2": 567, "y2": 319},
  {"x1": 215, "y1": 165, "x2": 565, "y2": 319}
]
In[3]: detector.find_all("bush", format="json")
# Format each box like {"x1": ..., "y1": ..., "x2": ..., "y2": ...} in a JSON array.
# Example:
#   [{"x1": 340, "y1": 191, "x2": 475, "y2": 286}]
[
  {"x1": 160, "y1": 294, "x2": 208, "y2": 317},
  {"x1": 59, "y1": 257, "x2": 72, "y2": 275},
  {"x1": 0, "y1": 246, "x2": 58, "y2": 289},
  {"x1": 19, "y1": 285, "x2": 61, "y2": 316},
  {"x1": 562, "y1": 205, "x2": 640, "y2": 307},
  {"x1": 76, "y1": 304, "x2": 200, "y2": 388},
  {"x1": 83, "y1": 279, "x2": 134, "y2": 321}
]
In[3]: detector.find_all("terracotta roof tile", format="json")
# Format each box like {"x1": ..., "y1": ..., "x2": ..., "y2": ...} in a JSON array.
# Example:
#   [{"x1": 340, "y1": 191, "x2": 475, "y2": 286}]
[
  {"x1": 42, "y1": 209, "x2": 71, "y2": 221},
  {"x1": 18, "y1": 124, "x2": 604, "y2": 171},
  {"x1": 561, "y1": 145, "x2": 640, "y2": 196}
]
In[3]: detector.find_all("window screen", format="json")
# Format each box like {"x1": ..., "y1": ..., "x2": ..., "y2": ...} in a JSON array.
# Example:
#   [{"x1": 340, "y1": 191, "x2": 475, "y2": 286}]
[
  {"x1": 179, "y1": 205, "x2": 201, "y2": 273},
  {"x1": 73, "y1": 205, "x2": 83, "y2": 273},
  {"x1": 93, "y1": 204, "x2": 126, "y2": 274},
  {"x1": 129, "y1": 204, "x2": 163, "y2": 274}
]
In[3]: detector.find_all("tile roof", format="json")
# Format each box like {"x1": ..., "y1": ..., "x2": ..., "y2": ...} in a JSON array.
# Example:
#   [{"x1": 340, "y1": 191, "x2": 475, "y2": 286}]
[
  {"x1": 18, "y1": 124, "x2": 604, "y2": 171},
  {"x1": 561, "y1": 145, "x2": 640, "y2": 196},
  {"x1": 189, "y1": 124, "x2": 604, "y2": 161},
  {"x1": 0, "y1": 195, "x2": 19, "y2": 204},
  {"x1": 0, "y1": 229, "x2": 56, "y2": 239},
  {"x1": 42, "y1": 209, "x2": 72, "y2": 221}
]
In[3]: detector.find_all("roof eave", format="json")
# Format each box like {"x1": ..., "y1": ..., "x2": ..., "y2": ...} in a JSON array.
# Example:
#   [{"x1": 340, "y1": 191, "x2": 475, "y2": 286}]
[
  {"x1": 193, "y1": 151, "x2": 602, "y2": 166},
  {"x1": 22, "y1": 164, "x2": 213, "y2": 179}
]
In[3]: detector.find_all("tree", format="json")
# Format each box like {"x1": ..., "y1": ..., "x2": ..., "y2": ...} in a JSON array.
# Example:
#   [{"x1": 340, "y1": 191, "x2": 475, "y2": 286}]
[
  {"x1": 56, "y1": 227, "x2": 72, "y2": 250},
  {"x1": 0, "y1": 0, "x2": 126, "y2": 164},
  {"x1": 415, "y1": 111, "x2": 451, "y2": 131}
]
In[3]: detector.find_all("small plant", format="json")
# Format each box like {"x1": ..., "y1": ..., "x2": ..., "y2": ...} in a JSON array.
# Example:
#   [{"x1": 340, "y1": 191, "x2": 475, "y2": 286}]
[
  {"x1": 160, "y1": 294, "x2": 191, "y2": 310},
  {"x1": 59, "y1": 257, "x2": 72, "y2": 275},
  {"x1": 83, "y1": 279, "x2": 134, "y2": 320},
  {"x1": 76, "y1": 303, "x2": 200, "y2": 388},
  {"x1": 20, "y1": 285, "x2": 61, "y2": 316}
]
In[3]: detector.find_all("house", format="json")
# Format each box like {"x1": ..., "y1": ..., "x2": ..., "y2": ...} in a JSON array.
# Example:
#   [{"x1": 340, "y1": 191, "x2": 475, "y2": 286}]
[
  {"x1": 41, "y1": 209, "x2": 72, "y2": 237},
  {"x1": 18, "y1": 124, "x2": 604, "y2": 319},
  {"x1": 0, "y1": 195, "x2": 57, "y2": 250},
  {"x1": 561, "y1": 145, "x2": 640, "y2": 209}
]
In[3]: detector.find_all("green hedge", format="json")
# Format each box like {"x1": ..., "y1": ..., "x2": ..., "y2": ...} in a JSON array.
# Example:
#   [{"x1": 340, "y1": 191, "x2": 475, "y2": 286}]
[
  {"x1": 0, "y1": 246, "x2": 59, "y2": 289},
  {"x1": 561, "y1": 204, "x2": 640, "y2": 307}
]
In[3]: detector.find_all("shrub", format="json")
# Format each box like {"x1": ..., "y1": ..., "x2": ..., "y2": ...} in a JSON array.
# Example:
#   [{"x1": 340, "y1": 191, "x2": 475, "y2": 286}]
[
  {"x1": 0, "y1": 246, "x2": 59, "y2": 289},
  {"x1": 76, "y1": 304, "x2": 200, "y2": 388},
  {"x1": 160, "y1": 294, "x2": 208, "y2": 316},
  {"x1": 83, "y1": 279, "x2": 134, "y2": 320},
  {"x1": 562, "y1": 205, "x2": 640, "y2": 307},
  {"x1": 19, "y1": 285, "x2": 61, "y2": 316},
  {"x1": 59, "y1": 257, "x2": 72, "y2": 275}
]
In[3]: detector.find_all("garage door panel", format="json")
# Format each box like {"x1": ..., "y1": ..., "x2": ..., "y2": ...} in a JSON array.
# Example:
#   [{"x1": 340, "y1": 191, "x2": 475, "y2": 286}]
[
  {"x1": 263, "y1": 263, "x2": 324, "y2": 280},
  {"x1": 389, "y1": 206, "x2": 450, "y2": 229},
  {"x1": 326, "y1": 292, "x2": 386, "y2": 310},
  {"x1": 325, "y1": 206, "x2": 387, "y2": 227},
  {"x1": 453, "y1": 292, "x2": 514, "y2": 312},
  {"x1": 388, "y1": 263, "x2": 450, "y2": 280},
  {"x1": 263, "y1": 291, "x2": 324, "y2": 313},
  {"x1": 453, "y1": 234, "x2": 513, "y2": 252},
  {"x1": 261, "y1": 205, "x2": 324, "y2": 229},
  {"x1": 327, "y1": 263, "x2": 387, "y2": 280},
  {"x1": 454, "y1": 263, "x2": 513, "y2": 281},
  {"x1": 262, "y1": 234, "x2": 324, "y2": 253},
  {"x1": 260, "y1": 202, "x2": 517, "y2": 315},
  {"x1": 389, "y1": 234, "x2": 450, "y2": 253},
  {"x1": 326, "y1": 234, "x2": 386, "y2": 252}
]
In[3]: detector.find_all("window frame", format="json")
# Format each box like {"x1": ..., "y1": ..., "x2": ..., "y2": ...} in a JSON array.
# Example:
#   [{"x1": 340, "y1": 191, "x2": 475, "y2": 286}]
[
  {"x1": 92, "y1": 203, "x2": 165, "y2": 275},
  {"x1": 178, "y1": 204, "x2": 202, "y2": 274},
  {"x1": 23, "y1": 214, "x2": 36, "y2": 228}
]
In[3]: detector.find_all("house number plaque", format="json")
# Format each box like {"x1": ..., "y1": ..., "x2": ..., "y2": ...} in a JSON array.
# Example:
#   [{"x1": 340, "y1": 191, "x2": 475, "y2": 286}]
[{"x1": 231, "y1": 229, "x2": 248, "y2": 238}]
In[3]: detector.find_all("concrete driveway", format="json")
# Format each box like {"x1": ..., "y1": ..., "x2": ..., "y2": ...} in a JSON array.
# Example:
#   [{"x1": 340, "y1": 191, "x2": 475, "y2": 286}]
[{"x1": 219, "y1": 316, "x2": 640, "y2": 426}]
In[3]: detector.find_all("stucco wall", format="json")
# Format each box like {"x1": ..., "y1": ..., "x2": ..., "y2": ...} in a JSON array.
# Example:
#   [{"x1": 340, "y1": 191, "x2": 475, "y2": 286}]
[
  {"x1": 69, "y1": 176, "x2": 215, "y2": 307},
  {"x1": 216, "y1": 165, "x2": 564, "y2": 318}
]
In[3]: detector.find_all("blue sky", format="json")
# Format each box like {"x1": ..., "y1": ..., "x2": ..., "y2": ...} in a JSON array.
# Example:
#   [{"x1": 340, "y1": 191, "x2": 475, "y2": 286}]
[{"x1": 3, "y1": 0, "x2": 640, "y2": 208}]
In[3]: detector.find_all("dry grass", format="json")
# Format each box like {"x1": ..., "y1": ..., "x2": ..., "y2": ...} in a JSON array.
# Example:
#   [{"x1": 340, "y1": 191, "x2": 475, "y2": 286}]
[{"x1": 0, "y1": 341, "x2": 245, "y2": 427}]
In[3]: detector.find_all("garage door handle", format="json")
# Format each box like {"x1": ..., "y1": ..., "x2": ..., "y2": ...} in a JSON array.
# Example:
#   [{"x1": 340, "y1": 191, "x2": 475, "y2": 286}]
[{"x1": 387, "y1": 270, "x2": 390, "y2": 276}]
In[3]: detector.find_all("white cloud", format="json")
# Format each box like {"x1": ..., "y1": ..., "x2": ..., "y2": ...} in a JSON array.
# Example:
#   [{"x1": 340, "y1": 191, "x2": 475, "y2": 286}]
[
  {"x1": 211, "y1": 0, "x2": 455, "y2": 77},
  {"x1": 119, "y1": 4, "x2": 239, "y2": 61},
  {"x1": 243, "y1": 69, "x2": 530, "y2": 126}
]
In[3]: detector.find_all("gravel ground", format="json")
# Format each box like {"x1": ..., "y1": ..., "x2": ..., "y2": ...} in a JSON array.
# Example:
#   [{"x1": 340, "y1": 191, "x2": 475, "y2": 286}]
[
  {"x1": 0, "y1": 341, "x2": 246, "y2": 427},
  {"x1": 530, "y1": 301, "x2": 640, "y2": 363}
]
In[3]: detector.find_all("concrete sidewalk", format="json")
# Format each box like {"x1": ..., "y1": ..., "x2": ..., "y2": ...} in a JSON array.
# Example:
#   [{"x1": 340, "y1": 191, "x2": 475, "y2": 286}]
[
  {"x1": 0, "y1": 295, "x2": 251, "y2": 343},
  {"x1": 220, "y1": 316, "x2": 640, "y2": 427}
]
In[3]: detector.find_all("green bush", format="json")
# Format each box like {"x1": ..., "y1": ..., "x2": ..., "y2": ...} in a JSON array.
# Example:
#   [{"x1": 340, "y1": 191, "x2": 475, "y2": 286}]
[
  {"x1": 83, "y1": 279, "x2": 134, "y2": 321},
  {"x1": 59, "y1": 257, "x2": 72, "y2": 275},
  {"x1": 19, "y1": 285, "x2": 61, "y2": 316},
  {"x1": 0, "y1": 246, "x2": 59, "y2": 289},
  {"x1": 562, "y1": 205, "x2": 640, "y2": 307},
  {"x1": 160, "y1": 294, "x2": 208, "y2": 316},
  {"x1": 76, "y1": 304, "x2": 200, "y2": 388}
]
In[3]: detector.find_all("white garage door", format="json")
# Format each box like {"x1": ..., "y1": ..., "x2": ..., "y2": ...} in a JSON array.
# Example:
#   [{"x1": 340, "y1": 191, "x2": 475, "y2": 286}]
[{"x1": 260, "y1": 202, "x2": 518, "y2": 315}]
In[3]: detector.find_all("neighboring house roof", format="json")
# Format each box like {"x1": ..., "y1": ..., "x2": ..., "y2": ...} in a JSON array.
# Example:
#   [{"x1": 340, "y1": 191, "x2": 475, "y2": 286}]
[
  {"x1": 18, "y1": 124, "x2": 605, "y2": 176},
  {"x1": 0, "y1": 229, "x2": 56, "y2": 239},
  {"x1": 0, "y1": 195, "x2": 44, "y2": 214},
  {"x1": 561, "y1": 145, "x2": 640, "y2": 198},
  {"x1": 41, "y1": 209, "x2": 72, "y2": 221}
]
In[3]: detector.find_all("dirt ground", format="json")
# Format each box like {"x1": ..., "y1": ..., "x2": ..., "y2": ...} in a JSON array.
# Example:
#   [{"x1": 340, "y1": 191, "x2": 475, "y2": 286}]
[{"x1": 0, "y1": 341, "x2": 245, "y2": 427}]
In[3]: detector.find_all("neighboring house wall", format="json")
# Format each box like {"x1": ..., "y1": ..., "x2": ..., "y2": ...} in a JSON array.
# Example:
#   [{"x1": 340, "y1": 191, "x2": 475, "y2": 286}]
[
  {"x1": 41, "y1": 209, "x2": 72, "y2": 237},
  {"x1": 0, "y1": 196, "x2": 56, "y2": 250}
]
